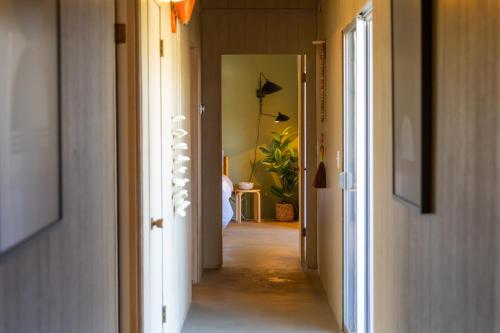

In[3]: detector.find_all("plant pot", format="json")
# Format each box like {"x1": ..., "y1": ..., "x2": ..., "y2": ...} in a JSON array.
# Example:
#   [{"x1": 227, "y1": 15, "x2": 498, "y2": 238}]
[{"x1": 275, "y1": 203, "x2": 294, "y2": 222}]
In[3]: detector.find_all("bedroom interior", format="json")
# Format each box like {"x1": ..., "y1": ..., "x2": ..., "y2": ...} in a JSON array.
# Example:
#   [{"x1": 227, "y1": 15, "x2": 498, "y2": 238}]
[
  {"x1": 221, "y1": 55, "x2": 300, "y2": 229},
  {"x1": 219, "y1": 54, "x2": 304, "y2": 271}
]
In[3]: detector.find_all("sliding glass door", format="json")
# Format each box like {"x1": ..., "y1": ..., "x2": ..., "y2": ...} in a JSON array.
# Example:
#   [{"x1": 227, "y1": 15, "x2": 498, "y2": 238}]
[
  {"x1": 342, "y1": 9, "x2": 373, "y2": 333},
  {"x1": 342, "y1": 20, "x2": 358, "y2": 333}
]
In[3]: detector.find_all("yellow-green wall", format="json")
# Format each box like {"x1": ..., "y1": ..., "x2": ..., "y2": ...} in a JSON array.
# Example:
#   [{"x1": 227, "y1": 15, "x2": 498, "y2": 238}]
[{"x1": 222, "y1": 55, "x2": 298, "y2": 219}]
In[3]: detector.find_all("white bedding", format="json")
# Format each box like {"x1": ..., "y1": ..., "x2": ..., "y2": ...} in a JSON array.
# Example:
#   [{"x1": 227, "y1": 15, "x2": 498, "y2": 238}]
[{"x1": 222, "y1": 174, "x2": 234, "y2": 229}]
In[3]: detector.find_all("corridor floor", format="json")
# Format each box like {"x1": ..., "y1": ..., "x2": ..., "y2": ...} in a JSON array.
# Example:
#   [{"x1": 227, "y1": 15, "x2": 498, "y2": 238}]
[{"x1": 182, "y1": 221, "x2": 336, "y2": 333}]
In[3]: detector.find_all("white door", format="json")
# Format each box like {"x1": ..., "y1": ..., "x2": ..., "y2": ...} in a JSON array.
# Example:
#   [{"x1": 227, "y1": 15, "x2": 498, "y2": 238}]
[
  {"x1": 160, "y1": 7, "x2": 176, "y2": 330},
  {"x1": 141, "y1": 0, "x2": 165, "y2": 331}
]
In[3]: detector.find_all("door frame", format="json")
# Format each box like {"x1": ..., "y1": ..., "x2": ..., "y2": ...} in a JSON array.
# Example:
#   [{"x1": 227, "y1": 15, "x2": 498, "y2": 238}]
[
  {"x1": 216, "y1": 54, "x2": 310, "y2": 268},
  {"x1": 298, "y1": 54, "x2": 307, "y2": 268},
  {"x1": 210, "y1": 52, "x2": 318, "y2": 269},
  {"x1": 116, "y1": 0, "x2": 142, "y2": 332},
  {"x1": 190, "y1": 46, "x2": 203, "y2": 284},
  {"x1": 200, "y1": 14, "x2": 318, "y2": 269}
]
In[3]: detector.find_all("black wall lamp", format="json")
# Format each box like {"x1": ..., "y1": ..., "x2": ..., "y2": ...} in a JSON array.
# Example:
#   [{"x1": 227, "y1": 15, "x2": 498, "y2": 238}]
[
  {"x1": 256, "y1": 72, "x2": 290, "y2": 123},
  {"x1": 248, "y1": 72, "x2": 290, "y2": 181}
]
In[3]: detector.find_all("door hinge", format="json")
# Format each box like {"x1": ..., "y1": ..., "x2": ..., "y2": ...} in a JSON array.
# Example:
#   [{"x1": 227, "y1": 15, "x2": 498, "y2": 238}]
[
  {"x1": 162, "y1": 305, "x2": 166, "y2": 323},
  {"x1": 160, "y1": 39, "x2": 165, "y2": 57},
  {"x1": 115, "y1": 23, "x2": 126, "y2": 44},
  {"x1": 151, "y1": 218, "x2": 164, "y2": 229},
  {"x1": 302, "y1": 227, "x2": 306, "y2": 237},
  {"x1": 302, "y1": 72, "x2": 307, "y2": 83}
]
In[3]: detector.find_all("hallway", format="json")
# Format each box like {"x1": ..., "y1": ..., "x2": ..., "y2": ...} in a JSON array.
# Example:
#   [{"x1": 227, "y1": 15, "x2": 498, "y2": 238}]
[{"x1": 182, "y1": 222, "x2": 336, "y2": 333}]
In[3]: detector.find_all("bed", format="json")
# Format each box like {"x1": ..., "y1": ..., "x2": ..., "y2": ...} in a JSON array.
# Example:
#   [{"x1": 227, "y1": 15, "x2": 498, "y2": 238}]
[{"x1": 222, "y1": 155, "x2": 233, "y2": 229}]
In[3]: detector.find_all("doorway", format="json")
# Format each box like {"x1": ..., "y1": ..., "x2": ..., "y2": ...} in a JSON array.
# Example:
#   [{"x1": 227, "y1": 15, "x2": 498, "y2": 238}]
[
  {"x1": 341, "y1": 9, "x2": 373, "y2": 333},
  {"x1": 219, "y1": 54, "x2": 306, "y2": 267}
]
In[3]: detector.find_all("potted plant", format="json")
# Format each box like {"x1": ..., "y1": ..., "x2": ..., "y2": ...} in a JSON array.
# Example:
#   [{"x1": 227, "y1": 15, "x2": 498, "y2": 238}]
[{"x1": 259, "y1": 127, "x2": 299, "y2": 221}]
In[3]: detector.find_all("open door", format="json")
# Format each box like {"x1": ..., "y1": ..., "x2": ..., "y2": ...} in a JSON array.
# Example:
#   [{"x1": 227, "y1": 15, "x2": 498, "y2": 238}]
[
  {"x1": 140, "y1": 0, "x2": 165, "y2": 331},
  {"x1": 298, "y1": 55, "x2": 307, "y2": 267}
]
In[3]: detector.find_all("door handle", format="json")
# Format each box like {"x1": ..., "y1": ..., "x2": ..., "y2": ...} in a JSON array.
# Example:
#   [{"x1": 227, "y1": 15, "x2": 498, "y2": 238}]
[
  {"x1": 339, "y1": 172, "x2": 355, "y2": 190},
  {"x1": 151, "y1": 218, "x2": 164, "y2": 229},
  {"x1": 339, "y1": 172, "x2": 348, "y2": 189}
]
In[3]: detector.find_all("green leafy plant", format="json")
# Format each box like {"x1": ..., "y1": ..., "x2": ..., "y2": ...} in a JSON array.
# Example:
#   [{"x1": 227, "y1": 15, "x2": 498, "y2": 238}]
[{"x1": 259, "y1": 127, "x2": 299, "y2": 213}]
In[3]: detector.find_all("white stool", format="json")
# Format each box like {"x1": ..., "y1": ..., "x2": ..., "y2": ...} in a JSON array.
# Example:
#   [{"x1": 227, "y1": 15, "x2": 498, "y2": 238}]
[{"x1": 234, "y1": 188, "x2": 261, "y2": 223}]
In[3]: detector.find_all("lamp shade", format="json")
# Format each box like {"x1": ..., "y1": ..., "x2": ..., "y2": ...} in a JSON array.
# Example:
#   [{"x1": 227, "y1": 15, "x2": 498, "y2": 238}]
[
  {"x1": 175, "y1": 0, "x2": 196, "y2": 24},
  {"x1": 274, "y1": 112, "x2": 290, "y2": 123},
  {"x1": 170, "y1": 0, "x2": 196, "y2": 32},
  {"x1": 260, "y1": 80, "x2": 282, "y2": 96}
]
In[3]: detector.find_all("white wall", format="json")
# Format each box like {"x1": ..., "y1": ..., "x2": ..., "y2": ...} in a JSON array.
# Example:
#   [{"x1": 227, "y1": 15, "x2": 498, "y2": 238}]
[{"x1": 317, "y1": 0, "x2": 500, "y2": 332}]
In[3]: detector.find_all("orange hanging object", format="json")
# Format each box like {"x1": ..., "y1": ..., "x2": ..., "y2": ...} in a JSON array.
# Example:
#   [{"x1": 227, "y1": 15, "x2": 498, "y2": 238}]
[
  {"x1": 175, "y1": 0, "x2": 196, "y2": 24},
  {"x1": 171, "y1": 0, "x2": 196, "y2": 32}
]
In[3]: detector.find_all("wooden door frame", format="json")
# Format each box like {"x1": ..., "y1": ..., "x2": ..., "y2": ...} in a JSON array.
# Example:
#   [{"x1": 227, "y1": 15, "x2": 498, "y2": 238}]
[
  {"x1": 190, "y1": 46, "x2": 203, "y2": 284},
  {"x1": 216, "y1": 53, "x2": 312, "y2": 268},
  {"x1": 200, "y1": 9, "x2": 317, "y2": 270},
  {"x1": 297, "y1": 54, "x2": 307, "y2": 268},
  {"x1": 207, "y1": 52, "x2": 317, "y2": 270},
  {"x1": 116, "y1": 0, "x2": 142, "y2": 332}
]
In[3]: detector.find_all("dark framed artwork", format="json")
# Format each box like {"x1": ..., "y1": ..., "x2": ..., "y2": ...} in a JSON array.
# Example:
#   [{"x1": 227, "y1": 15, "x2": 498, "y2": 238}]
[
  {"x1": 0, "y1": 0, "x2": 61, "y2": 253},
  {"x1": 391, "y1": 0, "x2": 433, "y2": 213}
]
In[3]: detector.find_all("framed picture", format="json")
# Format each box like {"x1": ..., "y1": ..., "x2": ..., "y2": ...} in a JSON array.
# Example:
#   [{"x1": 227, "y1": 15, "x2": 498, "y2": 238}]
[
  {"x1": 0, "y1": 0, "x2": 61, "y2": 253},
  {"x1": 391, "y1": 0, "x2": 433, "y2": 213}
]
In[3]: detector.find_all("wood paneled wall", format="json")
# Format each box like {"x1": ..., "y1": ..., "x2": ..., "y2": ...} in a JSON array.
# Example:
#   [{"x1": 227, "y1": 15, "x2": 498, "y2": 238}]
[
  {"x1": 201, "y1": 6, "x2": 318, "y2": 269},
  {"x1": 372, "y1": 0, "x2": 500, "y2": 331},
  {"x1": 0, "y1": 1, "x2": 118, "y2": 332},
  {"x1": 317, "y1": 0, "x2": 500, "y2": 332}
]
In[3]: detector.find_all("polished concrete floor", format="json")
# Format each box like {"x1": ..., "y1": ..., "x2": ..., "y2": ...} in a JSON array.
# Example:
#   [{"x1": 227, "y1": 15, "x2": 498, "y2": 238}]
[{"x1": 182, "y1": 221, "x2": 336, "y2": 333}]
